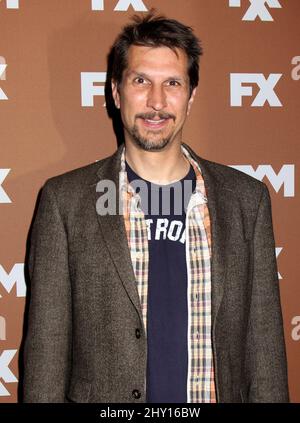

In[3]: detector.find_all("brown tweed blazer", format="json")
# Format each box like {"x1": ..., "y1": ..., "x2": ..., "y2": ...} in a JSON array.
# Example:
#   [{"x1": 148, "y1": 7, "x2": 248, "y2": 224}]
[{"x1": 23, "y1": 142, "x2": 289, "y2": 403}]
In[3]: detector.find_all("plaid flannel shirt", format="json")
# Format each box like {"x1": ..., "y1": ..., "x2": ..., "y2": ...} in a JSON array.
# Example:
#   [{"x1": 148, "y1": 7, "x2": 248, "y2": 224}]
[{"x1": 119, "y1": 144, "x2": 216, "y2": 403}]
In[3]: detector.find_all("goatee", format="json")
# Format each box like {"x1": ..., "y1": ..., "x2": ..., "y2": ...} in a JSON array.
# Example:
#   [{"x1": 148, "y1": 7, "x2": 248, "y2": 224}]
[
  {"x1": 128, "y1": 111, "x2": 175, "y2": 151},
  {"x1": 130, "y1": 127, "x2": 171, "y2": 151}
]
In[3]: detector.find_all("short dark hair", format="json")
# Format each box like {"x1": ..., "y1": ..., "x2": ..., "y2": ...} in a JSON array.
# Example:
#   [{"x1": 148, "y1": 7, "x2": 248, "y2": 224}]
[{"x1": 110, "y1": 10, "x2": 203, "y2": 97}]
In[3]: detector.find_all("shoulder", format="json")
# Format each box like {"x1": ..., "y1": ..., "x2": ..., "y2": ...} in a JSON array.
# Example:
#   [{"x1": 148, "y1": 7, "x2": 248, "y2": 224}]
[
  {"x1": 37, "y1": 153, "x2": 115, "y2": 219},
  {"x1": 200, "y1": 156, "x2": 268, "y2": 197},
  {"x1": 42, "y1": 155, "x2": 111, "y2": 194},
  {"x1": 183, "y1": 143, "x2": 268, "y2": 203},
  {"x1": 207, "y1": 157, "x2": 265, "y2": 186}
]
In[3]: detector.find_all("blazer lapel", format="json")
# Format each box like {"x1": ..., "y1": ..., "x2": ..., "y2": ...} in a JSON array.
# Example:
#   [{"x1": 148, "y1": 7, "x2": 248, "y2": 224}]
[
  {"x1": 90, "y1": 144, "x2": 144, "y2": 325},
  {"x1": 182, "y1": 143, "x2": 234, "y2": 328}
]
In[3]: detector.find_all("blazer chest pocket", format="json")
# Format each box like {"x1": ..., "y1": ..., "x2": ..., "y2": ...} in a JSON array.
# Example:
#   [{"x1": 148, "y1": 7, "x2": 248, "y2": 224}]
[{"x1": 66, "y1": 377, "x2": 92, "y2": 403}]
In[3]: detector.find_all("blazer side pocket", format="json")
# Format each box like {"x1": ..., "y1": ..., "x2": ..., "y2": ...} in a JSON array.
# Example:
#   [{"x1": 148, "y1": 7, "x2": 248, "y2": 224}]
[{"x1": 66, "y1": 377, "x2": 92, "y2": 403}]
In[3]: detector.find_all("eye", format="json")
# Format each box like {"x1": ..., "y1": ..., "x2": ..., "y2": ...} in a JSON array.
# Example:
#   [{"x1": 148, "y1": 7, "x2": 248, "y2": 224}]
[
  {"x1": 134, "y1": 77, "x2": 147, "y2": 84},
  {"x1": 168, "y1": 80, "x2": 180, "y2": 86}
]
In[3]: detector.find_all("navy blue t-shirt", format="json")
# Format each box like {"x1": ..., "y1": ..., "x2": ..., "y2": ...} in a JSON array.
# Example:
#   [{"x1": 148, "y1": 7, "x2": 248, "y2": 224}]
[{"x1": 126, "y1": 160, "x2": 196, "y2": 403}]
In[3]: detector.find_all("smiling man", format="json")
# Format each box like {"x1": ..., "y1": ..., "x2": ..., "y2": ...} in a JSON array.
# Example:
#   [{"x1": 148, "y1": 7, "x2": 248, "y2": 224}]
[{"x1": 23, "y1": 12, "x2": 289, "y2": 403}]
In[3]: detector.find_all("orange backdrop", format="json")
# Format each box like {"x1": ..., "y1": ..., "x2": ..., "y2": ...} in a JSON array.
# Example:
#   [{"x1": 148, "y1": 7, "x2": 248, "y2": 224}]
[{"x1": 0, "y1": 0, "x2": 299, "y2": 402}]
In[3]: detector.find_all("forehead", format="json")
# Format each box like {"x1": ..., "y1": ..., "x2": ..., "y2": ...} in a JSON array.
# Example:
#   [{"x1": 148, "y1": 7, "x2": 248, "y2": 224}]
[{"x1": 124, "y1": 45, "x2": 189, "y2": 77}]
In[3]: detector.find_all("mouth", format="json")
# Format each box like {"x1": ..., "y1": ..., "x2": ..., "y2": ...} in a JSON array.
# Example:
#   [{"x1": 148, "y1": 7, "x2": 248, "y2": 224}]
[{"x1": 139, "y1": 117, "x2": 170, "y2": 130}]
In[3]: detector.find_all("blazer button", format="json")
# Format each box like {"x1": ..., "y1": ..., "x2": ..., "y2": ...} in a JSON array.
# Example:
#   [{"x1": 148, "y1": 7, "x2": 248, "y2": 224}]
[
  {"x1": 132, "y1": 389, "x2": 141, "y2": 399},
  {"x1": 135, "y1": 328, "x2": 141, "y2": 338}
]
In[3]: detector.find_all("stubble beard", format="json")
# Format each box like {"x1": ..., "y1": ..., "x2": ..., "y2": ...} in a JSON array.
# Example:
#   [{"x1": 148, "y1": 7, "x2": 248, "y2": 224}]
[{"x1": 129, "y1": 124, "x2": 171, "y2": 151}]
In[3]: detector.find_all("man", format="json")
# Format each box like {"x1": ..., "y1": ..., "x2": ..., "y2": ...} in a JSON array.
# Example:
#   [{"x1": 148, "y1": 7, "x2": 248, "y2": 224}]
[{"x1": 23, "y1": 12, "x2": 289, "y2": 403}]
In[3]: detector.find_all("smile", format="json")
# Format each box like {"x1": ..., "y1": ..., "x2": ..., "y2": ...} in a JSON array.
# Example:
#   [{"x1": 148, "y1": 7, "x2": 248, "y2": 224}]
[{"x1": 140, "y1": 118, "x2": 170, "y2": 129}]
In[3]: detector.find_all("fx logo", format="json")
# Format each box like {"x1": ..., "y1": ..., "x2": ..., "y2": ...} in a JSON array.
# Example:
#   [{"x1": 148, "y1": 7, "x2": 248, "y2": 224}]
[
  {"x1": 229, "y1": 165, "x2": 295, "y2": 197},
  {"x1": 0, "y1": 0, "x2": 19, "y2": 9},
  {"x1": 0, "y1": 263, "x2": 26, "y2": 297},
  {"x1": 91, "y1": 0, "x2": 147, "y2": 11},
  {"x1": 81, "y1": 72, "x2": 106, "y2": 107},
  {"x1": 230, "y1": 73, "x2": 282, "y2": 107},
  {"x1": 0, "y1": 350, "x2": 18, "y2": 397},
  {"x1": 0, "y1": 57, "x2": 8, "y2": 100},
  {"x1": 0, "y1": 169, "x2": 11, "y2": 203},
  {"x1": 229, "y1": 0, "x2": 281, "y2": 21}
]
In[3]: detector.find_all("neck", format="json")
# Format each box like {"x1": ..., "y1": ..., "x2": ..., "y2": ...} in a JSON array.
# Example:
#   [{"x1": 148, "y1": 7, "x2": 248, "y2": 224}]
[{"x1": 124, "y1": 140, "x2": 190, "y2": 185}]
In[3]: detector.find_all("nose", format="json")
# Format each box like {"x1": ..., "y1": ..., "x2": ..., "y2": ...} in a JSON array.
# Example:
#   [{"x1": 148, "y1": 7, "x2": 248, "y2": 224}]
[{"x1": 146, "y1": 84, "x2": 167, "y2": 111}]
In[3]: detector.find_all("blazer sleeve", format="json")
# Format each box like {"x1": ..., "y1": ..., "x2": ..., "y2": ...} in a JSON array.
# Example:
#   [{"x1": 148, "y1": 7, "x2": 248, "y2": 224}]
[
  {"x1": 245, "y1": 183, "x2": 289, "y2": 402},
  {"x1": 23, "y1": 180, "x2": 72, "y2": 402}
]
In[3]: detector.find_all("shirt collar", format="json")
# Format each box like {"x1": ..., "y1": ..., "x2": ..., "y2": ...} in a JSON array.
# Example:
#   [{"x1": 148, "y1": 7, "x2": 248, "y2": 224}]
[{"x1": 119, "y1": 143, "x2": 207, "y2": 206}]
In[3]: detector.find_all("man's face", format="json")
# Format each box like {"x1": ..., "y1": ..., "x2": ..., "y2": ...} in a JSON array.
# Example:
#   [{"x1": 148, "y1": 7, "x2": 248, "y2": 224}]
[{"x1": 111, "y1": 45, "x2": 196, "y2": 151}]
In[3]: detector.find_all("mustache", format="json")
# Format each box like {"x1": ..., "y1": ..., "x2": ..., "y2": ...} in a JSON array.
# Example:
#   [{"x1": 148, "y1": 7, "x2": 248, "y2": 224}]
[{"x1": 135, "y1": 112, "x2": 175, "y2": 121}]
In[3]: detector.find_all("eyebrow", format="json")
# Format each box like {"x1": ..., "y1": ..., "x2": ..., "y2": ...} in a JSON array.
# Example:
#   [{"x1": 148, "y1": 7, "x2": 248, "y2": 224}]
[{"x1": 127, "y1": 70, "x2": 186, "y2": 82}]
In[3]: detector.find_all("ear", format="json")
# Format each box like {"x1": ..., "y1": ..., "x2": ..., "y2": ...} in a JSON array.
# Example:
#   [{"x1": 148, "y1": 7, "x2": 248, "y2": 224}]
[
  {"x1": 111, "y1": 79, "x2": 120, "y2": 109},
  {"x1": 187, "y1": 87, "x2": 197, "y2": 116}
]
